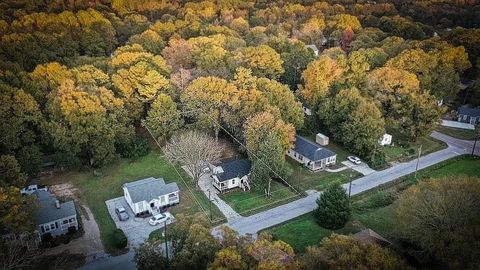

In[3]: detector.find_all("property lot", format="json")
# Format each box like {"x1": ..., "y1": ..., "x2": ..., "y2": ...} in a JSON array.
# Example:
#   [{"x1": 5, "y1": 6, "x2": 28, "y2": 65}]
[
  {"x1": 341, "y1": 160, "x2": 376, "y2": 175},
  {"x1": 105, "y1": 197, "x2": 174, "y2": 246}
]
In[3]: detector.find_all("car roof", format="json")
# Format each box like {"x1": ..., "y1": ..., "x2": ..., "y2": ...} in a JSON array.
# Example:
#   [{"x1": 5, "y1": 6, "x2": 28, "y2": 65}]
[{"x1": 153, "y1": 213, "x2": 165, "y2": 218}]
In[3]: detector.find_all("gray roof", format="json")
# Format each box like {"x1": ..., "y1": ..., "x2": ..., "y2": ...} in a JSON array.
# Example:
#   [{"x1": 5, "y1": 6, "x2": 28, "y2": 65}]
[
  {"x1": 293, "y1": 136, "x2": 336, "y2": 161},
  {"x1": 458, "y1": 106, "x2": 480, "y2": 117},
  {"x1": 34, "y1": 190, "x2": 77, "y2": 225},
  {"x1": 216, "y1": 159, "x2": 251, "y2": 182},
  {"x1": 124, "y1": 177, "x2": 179, "y2": 203}
]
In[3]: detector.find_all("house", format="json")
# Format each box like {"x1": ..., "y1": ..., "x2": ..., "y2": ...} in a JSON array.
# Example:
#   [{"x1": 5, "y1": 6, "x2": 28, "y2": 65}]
[
  {"x1": 378, "y1": 133, "x2": 392, "y2": 146},
  {"x1": 457, "y1": 106, "x2": 480, "y2": 125},
  {"x1": 123, "y1": 177, "x2": 179, "y2": 216},
  {"x1": 316, "y1": 133, "x2": 329, "y2": 146},
  {"x1": 306, "y1": 44, "x2": 319, "y2": 57},
  {"x1": 354, "y1": 228, "x2": 392, "y2": 247},
  {"x1": 287, "y1": 136, "x2": 337, "y2": 171},
  {"x1": 33, "y1": 190, "x2": 78, "y2": 239},
  {"x1": 210, "y1": 159, "x2": 251, "y2": 192}
]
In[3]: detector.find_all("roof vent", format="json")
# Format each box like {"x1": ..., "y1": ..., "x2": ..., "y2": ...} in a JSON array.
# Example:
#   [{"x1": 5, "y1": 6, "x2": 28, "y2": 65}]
[{"x1": 55, "y1": 200, "x2": 60, "y2": 209}]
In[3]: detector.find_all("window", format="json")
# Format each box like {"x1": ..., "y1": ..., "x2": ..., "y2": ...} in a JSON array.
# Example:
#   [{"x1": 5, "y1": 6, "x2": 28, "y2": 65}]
[
  {"x1": 299, "y1": 155, "x2": 303, "y2": 161},
  {"x1": 50, "y1": 223, "x2": 56, "y2": 230},
  {"x1": 232, "y1": 179, "x2": 235, "y2": 185},
  {"x1": 69, "y1": 217, "x2": 76, "y2": 223},
  {"x1": 63, "y1": 219, "x2": 69, "y2": 225}
]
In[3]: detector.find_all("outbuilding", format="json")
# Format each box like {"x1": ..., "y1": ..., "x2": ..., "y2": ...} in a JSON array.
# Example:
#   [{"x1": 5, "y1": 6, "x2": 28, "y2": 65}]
[{"x1": 378, "y1": 133, "x2": 392, "y2": 146}]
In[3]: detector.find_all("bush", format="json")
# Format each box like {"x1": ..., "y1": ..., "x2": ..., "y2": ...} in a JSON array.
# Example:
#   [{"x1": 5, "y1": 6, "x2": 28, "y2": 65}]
[
  {"x1": 356, "y1": 191, "x2": 396, "y2": 210},
  {"x1": 112, "y1": 229, "x2": 128, "y2": 249},
  {"x1": 366, "y1": 148, "x2": 386, "y2": 170},
  {"x1": 117, "y1": 136, "x2": 150, "y2": 159},
  {"x1": 314, "y1": 183, "x2": 351, "y2": 229}
]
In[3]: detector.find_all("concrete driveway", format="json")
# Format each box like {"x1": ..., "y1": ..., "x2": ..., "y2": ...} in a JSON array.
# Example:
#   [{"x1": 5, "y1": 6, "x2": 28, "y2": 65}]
[
  {"x1": 341, "y1": 160, "x2": 376, "y2": 175},
  {"x1": 105, "y1": 197, "x2": 174, "y2": 246}
]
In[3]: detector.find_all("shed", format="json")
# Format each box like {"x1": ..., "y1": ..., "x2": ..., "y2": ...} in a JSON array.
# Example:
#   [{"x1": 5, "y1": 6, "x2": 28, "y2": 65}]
[
  {"x1": 316, "y1": 133, "x2": 329, "y2": 146},
  {"x1": 378, "y1": 133, "x2": 392, "y2": 146}
]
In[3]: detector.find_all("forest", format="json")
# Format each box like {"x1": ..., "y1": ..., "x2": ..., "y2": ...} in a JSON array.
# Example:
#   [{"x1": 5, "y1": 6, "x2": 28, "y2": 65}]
[{"x1": 0, "y1": 0, "x2": 479, "y2": 269}]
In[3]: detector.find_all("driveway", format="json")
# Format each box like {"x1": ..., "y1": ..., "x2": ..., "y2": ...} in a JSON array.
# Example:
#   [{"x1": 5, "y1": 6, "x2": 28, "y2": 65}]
[
  {"x1": 341, "y1": 160, "x2": 376, "y2": 175},
  {"x1": 105, "y1": 197, "x2": 174, "y2": 246}
]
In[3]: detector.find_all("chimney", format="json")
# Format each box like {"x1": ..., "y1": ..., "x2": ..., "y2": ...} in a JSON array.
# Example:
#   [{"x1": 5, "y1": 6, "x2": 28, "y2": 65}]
[{"x1": 55, "y1": 200, "x2": 60, "y2": 209}]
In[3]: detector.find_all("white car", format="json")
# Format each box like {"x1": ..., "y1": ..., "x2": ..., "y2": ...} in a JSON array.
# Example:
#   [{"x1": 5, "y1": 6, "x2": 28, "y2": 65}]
[
  {"x1": 21, "y1": 184, "x2": 48, "y2": 195},
  {"x1": 347, "y1": 156, "x2": 362, "y2": 165},
  {"x1": 149, "y1": 212, "x2": 172, "y2": 226}
]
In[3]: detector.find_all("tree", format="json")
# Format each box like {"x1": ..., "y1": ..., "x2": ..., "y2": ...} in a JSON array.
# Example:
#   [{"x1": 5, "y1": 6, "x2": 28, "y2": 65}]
[
  {"x1": 143, "y1": 94, "x2": 182, "y2": 142},
  {"x1": 238, "y1": 45, "x2": 284, "y2": 79},
  {"x1": 209, "y1": 247, "x2": 247, "y2": 270},
  {"x1": 0, "y1": 237, "x2": 39, "y2": 270},
  {"x1": 0, "y1": 186, "x2": 35, "y2": 233},
  {"x1": 162, "y1": 39, "x2": 194, "y2": 72},
  {"x1": 302, "y1": 234, "x2": 410, "y2": 270},
  {"x1": 246, "y1": 233, "x2": 296, "y2": 270},
  {"x1": 129, "y1": 29, "x2": 166, "y2": 55},
  {"x1": 250, "y1": 133, "x2": 286, "y2": 196},
  {"x1": 162, "y1": 131, "x2": 223, "y2": 185},
  {"x1": 314, "y1": 183, "x2": 350, "y2": 229},
  {"x1": 395, "y1": 176, "x2": 480, "y2": 269},
  {"x1": 134, "y1": 242, "x2": 168, "y2": 270},
  {"x1": 0, "y1": 155, "x2": 27, "y2": 188}
]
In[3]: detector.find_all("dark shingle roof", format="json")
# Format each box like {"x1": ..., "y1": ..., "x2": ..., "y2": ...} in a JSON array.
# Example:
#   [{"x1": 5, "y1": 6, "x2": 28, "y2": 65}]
[
  {"x1": 458, "y1": 106, "x2": 480, "y2": 117},
  {"x1": 293, "y1": 136, "x2": 336, "y2": 161},
  {"x1": 354, "y1": 229, "x2": 392, "y2": 247},
  {"x1": 34, "y1": 190, "x2": 76, "y2": 225},
  {"x1": 216, "y1": 159, "x2": 251, "y2": 182},
  {"x1": 124, "y1": 177, "x2": 179, "y2": 203}
]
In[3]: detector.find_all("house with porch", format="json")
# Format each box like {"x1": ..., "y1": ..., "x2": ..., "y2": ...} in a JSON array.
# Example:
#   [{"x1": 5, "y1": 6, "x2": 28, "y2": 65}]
[
  {"x1": 287, "y1": 136, "x2": 337, "y2": 171},
  {"x1": 210, "y1": 159, "x2": 251, "y2": 192},
  {"x1": 123, "y1": 177, "x2": 179, "y2": 216},
  {"x1": 457, "y1": 106, "x2": 480, "y2": 125},
  {"x1": 34, "y1": 190, "x2": 78, "y2": 239}
]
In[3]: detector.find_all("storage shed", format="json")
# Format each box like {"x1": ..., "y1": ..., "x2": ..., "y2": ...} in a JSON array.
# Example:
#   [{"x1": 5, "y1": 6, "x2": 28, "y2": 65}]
[{"x1": 316, "y1": 133, "x2": 329, "y2": 146}]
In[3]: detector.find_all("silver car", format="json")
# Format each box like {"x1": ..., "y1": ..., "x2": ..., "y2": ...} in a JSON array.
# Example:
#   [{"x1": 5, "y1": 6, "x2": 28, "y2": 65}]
[
  {"x1": 347, "y1": 156, "x2": 362, "y2": 165},
  {"x1": 115, "y1": 205, "x2": 129, "y2": 221}
]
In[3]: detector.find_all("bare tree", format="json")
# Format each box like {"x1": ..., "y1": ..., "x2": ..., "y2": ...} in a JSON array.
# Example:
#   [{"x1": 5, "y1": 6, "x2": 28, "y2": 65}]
[
  {"x1": 0, "y1": 236, "x2": 40, "y2": 270},
  {"x1": 162, "y1": 130, "x2": 224, "y2": 185}
]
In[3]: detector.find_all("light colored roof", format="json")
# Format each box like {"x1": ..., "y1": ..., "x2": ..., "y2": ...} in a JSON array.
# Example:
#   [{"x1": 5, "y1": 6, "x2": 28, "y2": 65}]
[
  {"x1": 34, "y1": 190, "x2": 76, "y2": 225},
  {"x1": 124, "y1": 177, "x2": 179, "y2": 203}
]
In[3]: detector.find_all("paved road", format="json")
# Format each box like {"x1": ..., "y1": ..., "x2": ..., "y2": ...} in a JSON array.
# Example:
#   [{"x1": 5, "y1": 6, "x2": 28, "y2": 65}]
[
  {"x1": 222, "y1": 132, "x2": 477, "y2": 235},
  {"x1": 78, "y1": 132, "x2": 478, "y2": 270}
]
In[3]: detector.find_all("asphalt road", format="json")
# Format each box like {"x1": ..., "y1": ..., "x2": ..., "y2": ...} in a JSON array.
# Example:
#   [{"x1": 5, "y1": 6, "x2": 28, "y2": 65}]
[{"x1": 78, "y1": 132, "x2": 478, "y2": 270}]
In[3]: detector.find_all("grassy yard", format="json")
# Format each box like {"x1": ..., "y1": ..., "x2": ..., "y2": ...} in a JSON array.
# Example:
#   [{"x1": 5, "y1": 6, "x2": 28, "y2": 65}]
[
  {"x1": 436, "y1": 126, "x2": 477, "y2": 140},
  {"x1": 264, "y1": 155, "x2": 480, "y2": 253},
  {"x1": 384, "y1": 136, "x2": 447, "y2": 163},
  {"x1": 42, "y1": 151, "x2": 224, "y2": 254},
  {"x1": 219, "y1": 180, "x2": 301, "y2": 216}
]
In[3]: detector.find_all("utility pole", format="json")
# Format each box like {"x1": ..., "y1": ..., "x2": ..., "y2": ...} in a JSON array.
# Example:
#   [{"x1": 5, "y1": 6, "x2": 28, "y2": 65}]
[
  {"x1": 415, "y1": 144, "x2": 423, "y2": 179},
  {"x1": 348, "y1": 173, "x2": 353, "y2": 199},
  {"x1": 472, "y1": 125, "x2": 478, "y2": 155},
  {"x1": 164, "y1": 220, "x2": 169, "y2": 263}
]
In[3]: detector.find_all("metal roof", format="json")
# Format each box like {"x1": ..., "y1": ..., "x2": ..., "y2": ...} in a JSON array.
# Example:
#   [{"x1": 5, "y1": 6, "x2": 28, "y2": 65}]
[
  {"x1": 292, "y1": 136, "x2": 336, "y2": 161},
  {"x1": 34, "y1": 190, "x2": 77, "y2": 225},
  {"x1": 216, "y1": 159, "x2": 251, "y2": 182},
  {"x1": 123, "y1": 177, "x2": 179, "y2": 203}
]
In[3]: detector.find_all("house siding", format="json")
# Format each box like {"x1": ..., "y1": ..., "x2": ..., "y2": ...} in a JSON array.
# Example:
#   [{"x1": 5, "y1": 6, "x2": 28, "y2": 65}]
[
  {"x1": 125, "y1": 187, "x2": 180, "y2": 215},
  {"x1": 38, "y1": 214, "x2": 78, "y2": 237},
  {"x1": 287, "y1": 150, "x2": 336, "y2": 171},
  {"x1": 212, "y1": 175, "x2": 249, "y2": 192}
]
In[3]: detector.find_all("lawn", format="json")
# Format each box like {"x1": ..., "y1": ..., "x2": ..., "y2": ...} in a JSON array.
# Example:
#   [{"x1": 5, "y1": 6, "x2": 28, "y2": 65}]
[
  {"x1": 264, "y1": 155, "x2": 480, "y2": 253},
  {"x1": 218, "y1": 180, "x2": 301, "y2": 216},
  {"x1": 384, "y1": 136, "x2": 447, "y2": 163},
  {"x1": 436, "y1": 126, "x2": 477, "y2": 140},
  {"x1": 43, "y1": 150, "x2": 224, "y2": 254}
]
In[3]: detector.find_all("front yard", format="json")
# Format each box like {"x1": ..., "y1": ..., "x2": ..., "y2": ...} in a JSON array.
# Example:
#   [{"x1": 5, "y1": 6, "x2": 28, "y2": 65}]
[
  {"x1": 383, "y1": 136, "x2": 447, "y2": 163},
  {"x1": 264, "y1": 155, "x2": 480, "y2": 253},
  {"x1": 41, "y1": 151, "x2": 224, "y2": 254},
  {"x1": 436, "y1": 126, "x2": 477, "y2": 140}
]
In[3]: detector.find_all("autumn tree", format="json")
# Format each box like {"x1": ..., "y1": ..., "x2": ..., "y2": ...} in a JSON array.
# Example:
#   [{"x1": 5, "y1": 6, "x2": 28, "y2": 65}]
[
  {"x1": 395, "y1": 176, "x2": 480, "y2": 269},
  {"x1": 302, "y1": 234, "x2": 410, "y2": 270},
  {"x1": 314, "y1": 183, "x2": 350, "y2": 229},
  {"x1": 162, "y1": 131, "x2": 223, "y2": 185},
  {"x1": 134, "y1": 242, "x2": 168, "y2": 270},
  {"x1": 237, "y1": 45, "x2": 284, "y2": 79},
  {"x1": 162, "y1": 39, "x2": 194, "y2": 72},
  {"x1": 209, "y1": 247, "x2": 247, "y2": 270},
  {"x1": 247, "y1": 233, "x2": 297, "y2": 270},
  {"x1": 143, "y1": 93, "x2": 182, "y2": 142}
]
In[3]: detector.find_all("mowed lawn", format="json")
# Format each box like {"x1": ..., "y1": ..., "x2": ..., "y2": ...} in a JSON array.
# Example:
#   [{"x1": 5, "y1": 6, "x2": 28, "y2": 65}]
[
  {"x1": 436, "y1": 126, "x2": 477, "y2": 140},
  {"x1": 384, "y1": 136, "x2": 447, "y2": 163},
  {"x1": 45, "y1": 150, "x2": 223, "y2": 254},
  {"x1": 264, "y1": 155, "x2": 480, "y2": 253}
]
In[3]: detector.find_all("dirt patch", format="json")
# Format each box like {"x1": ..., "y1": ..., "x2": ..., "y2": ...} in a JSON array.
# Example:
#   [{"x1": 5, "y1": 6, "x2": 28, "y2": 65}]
[{"x1": 217, "y1": 137, "x2": 246, "y2": 160}]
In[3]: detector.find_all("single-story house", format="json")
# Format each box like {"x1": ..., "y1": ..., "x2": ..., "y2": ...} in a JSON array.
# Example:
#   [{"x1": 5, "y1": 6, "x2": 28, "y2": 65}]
[
  {"x1": 34, "y1": 190, "x2": 78, "y2": 238},
  {"x1": 123, "y1": 177, "x2": 179, "y2": 216},
  {"x1": 287, "y1": 136, "x2": 337, "y2": 171},
  {"x1": 457, "y1": 106, "x2": 480, "y2": 125},
  {"x1": 378, "y1": 133, "x2": 392, "y2": 146},
  {"x1": 354, "y1": 228, "x2": 392, "y2": 247},
  {"x1": 306, "y1": 44, "x2": 319, "y2": 57},
  {"x1": 210, "y1": 159, "x2": 251, "y2": 192}
]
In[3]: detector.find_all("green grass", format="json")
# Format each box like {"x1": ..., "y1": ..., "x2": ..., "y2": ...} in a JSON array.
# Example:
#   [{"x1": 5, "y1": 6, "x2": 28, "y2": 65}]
[
  {"x1": 436, "y1": 126, "x2": 477, "y2": 140},
  {"x1": 45, "y1": 151, "x2": 223, "y2": 254},
  {"x1": 218, "y1": 181, "x2": 300, "y2": 215},
  {"x1": 384, "y1": 136, "x2": 447, "y2": 163},
  {"x1": 264, "y1": 155, "x2": 480, "y2": 253}
]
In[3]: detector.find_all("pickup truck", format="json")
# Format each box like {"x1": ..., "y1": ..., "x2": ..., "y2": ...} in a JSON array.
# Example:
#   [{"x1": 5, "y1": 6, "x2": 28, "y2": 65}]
[{"x1": 20, "y1": 184, "x2": 47, "y2": 195}]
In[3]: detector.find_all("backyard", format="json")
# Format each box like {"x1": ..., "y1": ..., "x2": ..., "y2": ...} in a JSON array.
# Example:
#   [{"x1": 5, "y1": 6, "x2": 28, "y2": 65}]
[
  {"x1": 264, "y1": 155, "x2": 480, "y2": 253},
  {"x1": 40, "y1": 150, "x2": 224, "y2": 254}
]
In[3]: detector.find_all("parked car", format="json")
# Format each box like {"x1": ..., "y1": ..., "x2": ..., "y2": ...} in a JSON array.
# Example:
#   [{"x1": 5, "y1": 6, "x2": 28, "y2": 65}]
[
  {"x1": 115, "y1": 205, "x2": 129, "y2": 221},
  {"x1": 149, "y1": 212, "x2": 172, "y2": 226},
  {"x1": 347, "y1": 156, "x2": 362, "y2": 165},
  {"x1": 20, "y1": 184, "x2": 47, "y2": 195}
]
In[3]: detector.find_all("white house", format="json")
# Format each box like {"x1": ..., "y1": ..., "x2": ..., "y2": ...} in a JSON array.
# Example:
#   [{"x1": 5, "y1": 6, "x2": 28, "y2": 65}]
[
  {"x1": 287, "y1": 136, "x2": 337, "y2": 171},
  {"x1": 306, "y1": 44, "x2": 319, "y2": 57},
  {"x1": 378, "y1": 134, "x2": 392, "y2": 146},
  {"x1": 123, "y1": 177, "x2": 179, "y2": 216},
  {"x1": 210, "y1": 159, "x2": 251, "y2": 192}
]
